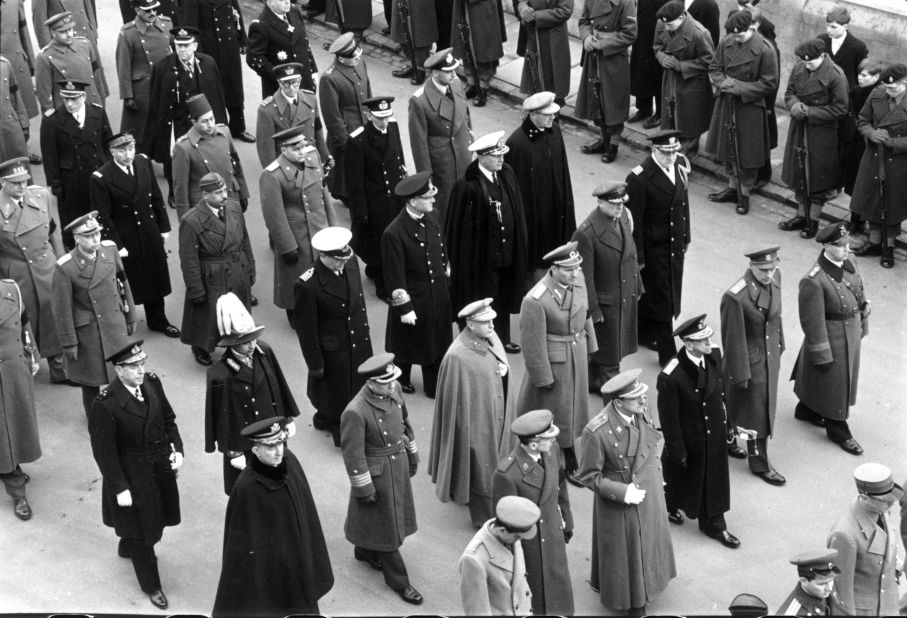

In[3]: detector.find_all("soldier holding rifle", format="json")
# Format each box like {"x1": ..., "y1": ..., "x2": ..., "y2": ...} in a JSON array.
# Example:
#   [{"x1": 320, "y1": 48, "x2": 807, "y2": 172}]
[
  {"x1": 705, "y1": 11, "x2": 777, "y2": 215},
  {"x1": 778, "y1": 39, "x2": 848, "y2": 239},
  {"x1": 451, "y1": 0, "x2": 505, "y2": 107},
  {"x1": 513, "y1": 0, "x2": 573, "y2": 105},
  {"x1": 390, "y1": 0, "x2": 437, "y2": 85}
]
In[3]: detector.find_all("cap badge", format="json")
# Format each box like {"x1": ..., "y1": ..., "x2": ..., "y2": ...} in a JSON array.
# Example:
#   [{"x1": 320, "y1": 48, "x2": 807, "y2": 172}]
[
  {"x1": 65, "y1": 81, "x2": 75, "y2": 90},
  {"x1": 178, "y1": 28, "x2": 187, "y2": 36},
  {"x1": 269, "y1": 422, "x2": 280, "y2": 434},
  {"x1": 379, "y1": 100, "x2": 389, "y2": 110},
  {"x1": 446, "y1": 53, "x2": 453, "y2": 65}
]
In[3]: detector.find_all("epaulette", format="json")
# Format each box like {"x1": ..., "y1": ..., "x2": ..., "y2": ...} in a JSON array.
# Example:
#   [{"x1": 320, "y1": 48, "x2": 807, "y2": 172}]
[
  {"x1": 631, "y1": 165, "x2": 643, "y2": 175},
  {"x1": 496, "y1": 454, "x2": 517, "y2": 472},
  {"x1": 265, "y1": 159, "x2": 280, "y2": 171},
  {"x1": 260, "y1": 95, "x2": 274, "y2": 106},
  {"x1": 349, "y1": 126, "x2": 364, "y2": 138},
  {"x1": 729, "y1": 278, "x2": 746, "y2": 294},
  {"x1": 92, "y1": 170, "x2": 103, "y2": 178},
  {"x1": 137, "y1": 153, "x2": 148, "y2": 160},
  {"x1": 176, "y1": 134, "x2": 189, "y2": 142},
  {"x1": 100, "y1": 240, "x2": 117, "y2": 249},
  {"x1": 91, "y1": 102, "x2": 103, "y2": 108},
  {"x1": 123, "y1": 21, "x2": 136, "y2": 30},
  {"x1": 300, "y1": 88, "x2": 315, "y2": 95},
  {"x1": 388, "y1": 117, "x2": 398, "y2": 123},
  {"x1": 585, "y1": 411, "x2": 608, "y2": 432},
  {"x1": 662, "y1": 358, "x2": 678, "y2": 375},
  {"x1": 57, "y1": 253, "x2": 72, "y2": 265},
  {"x1": 413, "y1": 87, "x2": 424, "y2": 98},
  {"x1": 302, "y1": 145, "x2": 316, "y2": 153},
  {"x1": 324, "y1": 66, "x2": 334, "y2": 75},
  {"x1": 44, "y1": 109, "x2": 55, "y2": 117},
  {"x1": 146, "y1": 372, "x2": 159, "y2": 381},
  {"x1": 225, "y1": 358, "x2": 241, "y2": 372},
  {"x1": 300, "y1": 267, "x2": 314, "y2": 282},
  {"x1": 529, "y1": 281, "x2": 546, "y2": 299},
  {"x1": 0, "y1": 57, "x2": 9, "y2": 66},
  {"x1": 808, "y1": 264, "x2": 820, "y2": 278},
  {"x1": 250, "y1": 18, "x2": 259, "y2": 24},
  {"x1": 96, "y1": 388, "x2": 111, "y2": 400}
]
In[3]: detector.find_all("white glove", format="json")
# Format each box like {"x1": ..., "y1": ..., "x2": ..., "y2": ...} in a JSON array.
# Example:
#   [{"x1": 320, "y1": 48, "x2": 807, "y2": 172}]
[
  {"x1": 286, "y1": 420, "x2": 297, "y2": 438},
  {"x1": 169, "y1": 451, "x2": 183, "y2": 471},
  {"x1": 400, "y1": 311, "x2": 417, "y2": 325},
  {"x1": 161, "y1": 232, "x2": 170, "y2": 242},
  {"x1": 116, "y1": 489, "x2": 133, "y2": 507},
  {"x1": 118, "y1": 247, "x2": 129, "y2": 258},
  {"x1": 497, "y1": 362, "x2": 508, "y2": 377},
  {"x1": 624, "y1": 484, "x2": 647, "y2": 505},
  {"x1": 230, "y1": 454, "x2": 246, "y2": 470}
]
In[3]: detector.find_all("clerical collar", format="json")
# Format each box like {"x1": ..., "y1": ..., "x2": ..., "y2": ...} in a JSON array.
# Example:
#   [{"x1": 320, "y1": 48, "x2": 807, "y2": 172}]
[{"x1": 405, "y1": 206, "x2": 424, "y2": 220}]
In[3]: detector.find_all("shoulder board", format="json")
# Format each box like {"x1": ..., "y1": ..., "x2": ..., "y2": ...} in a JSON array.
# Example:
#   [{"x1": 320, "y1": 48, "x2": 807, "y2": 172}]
[
  {"x1": 96, "y1": 388, "x2": 112, "y2": 400},
  {"x1": 260, "y1": 95, "x2": 274, "y2": 106},
  {"x1": 27, "y1": 185, "x2": 45, "y2": 193},
  {"x1": 160, "y1": 15, "x2": 173, "y2": 24},
  {"x1": 100, "y1": 239, "x2": 117, "y2": 247},
  {"x1": 729, "y1": 278, "x2": 746, "y2": 294},
  {"x1": 300, "y1": 88, "x2": 315, "y2": 95},
  {"x1": 300, "y1": 267, "x2": 314, "y2": 282},
  {"x1": 662, "y1": 358, "x2": 679, "y2": 375},
  {"x1": 388, "y1": 117, "x2": 398, "y2": 123},
  {"x1": 302, "y1": 145, "x2": 316, "y2": 153},
  {"x1": 265, "y1": 159, "x2": 280, "y2": 171},
  {"x1": 631, "y1": 165, "x2": 643, "y2": 175},
  {"x1": 784, "y1": 599, "x2": 802, "y2": 615},
  {"x1": 57, "y1": 253, "x2": 72, "y2": 265},
  {"x1": 496, "y1": 454, "x2": 517, "y2": 472},
  {"x1": 324, "y1": 66, "x2": 334, "y2": 75},
  {"x1": 146, "y1": 372, "x2": 159, "y2": 381},
  {"x1": 92, "y1": 170, "x2": 103, "y2": 178},
  {"x1": 74, "y1": 35, "x2": 88, "y2": 41},
  {"x1": 91, "y1": 102, "x2": 103, "y2": 108},
  {"x1": 529, "y1": 281, "x2": 546, "y2": 299},
  {"x1": 137, "y1": 153, "x2": 148, "y2": 160},
  {"x1": 123, "y1": 21, "x2": 136, "y2": 30},
  {"x1": 413, "y1": 87, "x2": 425, "y2": 98},
  {"x1": 0, "y1": 57, "x2": 10, "y2": 66},
  {"x1": 176, "y1": 134, "x2": 189, "y2": 142},
  {"x1": 250, "y1": 19, "x2": 259, "y2": 24},
  {"x1": 585, "y1": 411, "x2": 608, "y2": 432},
  {"x1": 44, "y1": 109, "x2": 55, "y2": 117},
  {"x1": 349, "y1": 126, "x2": 364, "y2": 138},
  {"x1": 808, "y1": 265, "x2": 820, "y2": 278},
  {"x1": 225, "y1": 358, "x2": 241, "y2": 372}
]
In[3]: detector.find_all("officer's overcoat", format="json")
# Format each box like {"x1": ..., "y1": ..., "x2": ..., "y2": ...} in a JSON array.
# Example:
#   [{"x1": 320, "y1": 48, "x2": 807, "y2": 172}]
[
  {"x1": 172, "y1": 125, "x2": 249, "y2": 220},
  {"x1": 0, "y1": 57, "x2": 29, "y2": 160},
  {"x1": 513, "y1": 0, "x2": 573, "y2": 100},
  {"x1": 246, "y1": 4, "x2": 318, "y2": 96},
  {"x1": 181, "y1": 0, "x2": 247, "y2": 108},
  {"x1": 318, "y1": 60, "x2": 371, "y2": 200},
  {"x1": 255, "y1": 88, "x2": 328, "y2": 167},
  {"x1": 450, "y1": 0, "x2": 506, "y2": 65},
  {"x1": 1, "y1": 0, "x2": 39, "y2": 118},
  {"x1": 390, "y1": 0, "x2": 438, "y2": 49},
  {"x1": 35, "y1": 37, "x2": 107, "y2": 112}
]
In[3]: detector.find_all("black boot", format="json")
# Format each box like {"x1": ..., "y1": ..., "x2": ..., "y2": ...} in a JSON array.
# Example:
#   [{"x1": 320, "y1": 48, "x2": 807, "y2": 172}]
[
  {"x1": 849, "y1": 213, "x2": 864, "y2": 235},
  {"x1": 778, "y1": 215, "x2": 807, "y2": 231},
  {"x1": 582, "y1": 134, "x2": 608, "y2": 154},
  {"x1": 601, "y1": 143, "x2": 619, "y2": 163},
  {"x1": 472, "y1": 87, "x2": 487, "y2": 107},
  {"x1": 464, "y1": 83, "x2": 478, "y2": 99},
  {"x1": 736, "y1": 194, "x2": 750, "y2": 215},
  {"x1": 881, "y1": 245, "x2": 895, "y2": 268},
  {"x1": 392, "y1": 65, "x2": 414, "y2": 78},
  {"x1": 800, "y1": 220, "x2": 819, "y2": 239},
  {"x1": 410, "y1": 69, "x2": 426, "y2": 85},
  {"x1": 852, "y1": 243, "x2": 882, "y2": 257}
]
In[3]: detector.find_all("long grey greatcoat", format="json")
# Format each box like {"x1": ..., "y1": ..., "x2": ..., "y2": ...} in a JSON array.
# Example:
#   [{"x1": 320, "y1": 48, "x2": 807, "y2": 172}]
[
  {"x1": 256, "y1": 88, "x2": 328, "y2": 167},
  {"x1": 318, "y1": 60, "x2": 371, "y2": 201},
  {"x1": 493, "y1": 443, "x2": 574, "y2": 615},
  {"x1": 260, "y1": 151, "x2": 337, "y2": 309},
  {"x1": 88, "y1": 373, "x2": 182, "y2": 544},
  {"x1": 572, "y1": 206, "x2": 640, "y2": 367},
  {"x1": 89, "y1": 154, "x2": 171, "y2": 305},
  {"x1": 450, "y1": 0, "x2": 506, "y2": 65},
  {"x1": 114, "y1": 15, "x2": 172, "y2": 145},
  {"x1": 33, "y1": 0, "x2": 97, "y2": 48},
  {"x1": 652, "y1": 14, "x2": 714, "y2": 137},
  {"x1": 35, "y1": 37, "x2": 107, "y2": 113},
  {"x1": 720, "y1": 269, "x2": 783, "y2": 437},
  {"x1": 513, "y1": 0, "x2": 573, "y2": 99},
  {"x1": 574, "y1": 0, "x2": 637, "y2": 126},
  {"x1": 0, "y1": 185, "x2": 62, "y2": 357},
  {"x1": 850, "y1": 87, "x2": 907, "y2": 225},
  {"x1": 0, "y1": 280, "x2": 41, "y2": 475},
  {"x1": 704, "y1": 32, "x2": 778, "y2": 169},
  {"x1": 172, "y1": 125, "x2": 249, "y2": 220},
  {"x1": 791, "y1": 253, "x2": 867, "y2": 420},
  {"x1": 181, "y1": 0, "x2": 247, "y2": 109},
  {"x1": 390, "y1": 0, "x2": 438, "y2": 49},
  {"x1": 52, "y1": 241, "x2": 137, "y2": 386},
  {"x1": 0, "y1": 57, "x2": 29, "y2": 160},
  {"x1": 408, "y1": 78, "x2": 472, "y2": 223},
  {"x1": 516, "y1": 271, "x2": 598, "y2": 448},
  {"x1": 178, "y1": 200, "x2": 255, "y2": 352},
  {"x1": 781, "y1": 56, "x2": 849, "y2": 195},
  {"x1": 578, "y1": 404, "x2": 677, "y2": 610},
  {"x1": 340, "y1": 384, "x2": 418, "y2": 552},
  {"x1": 1, "y1": 0, "x2": 39, "y2": 118}
]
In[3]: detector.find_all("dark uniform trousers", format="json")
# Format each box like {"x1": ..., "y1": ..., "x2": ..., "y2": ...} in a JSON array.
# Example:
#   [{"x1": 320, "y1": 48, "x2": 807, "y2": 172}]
[
  {"x1": 353, "y1": 546, "x2": 411, "y2": 591},
  {"x1": 0, "y1": 466, "x2": 28, "y2": 499},
  {"x1": 120, "y1": 537, "x2": 161, "y2": 592},
  {"x1": 398, "y1": 360, "x2": 441, "y2": 398},
  {"x1": 162, "y1": 68, "x2": 201, "y2": 198},
  {"x1": 794, "y1": 401, "x2": 852, "y2": 444}
]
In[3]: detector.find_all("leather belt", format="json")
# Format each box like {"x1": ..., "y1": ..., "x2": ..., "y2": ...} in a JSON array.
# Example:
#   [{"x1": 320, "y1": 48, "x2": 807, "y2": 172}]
[
  {"x1": 825, "y1": 308, "x2": 859, "y2": 321},
  {"x1": 546, "y1": 332, "x2": 586, "y2": 343},
  {"x1": 365, "y1": 441, "x2": 407, "y2": 457}
]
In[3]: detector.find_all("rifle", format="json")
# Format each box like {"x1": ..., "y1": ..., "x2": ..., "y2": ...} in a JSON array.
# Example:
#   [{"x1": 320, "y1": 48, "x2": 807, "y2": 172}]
[
  {"x1": 531, "y1": 24, "x2": 547, "y2": 91},
  {"x1": 457, "y1": 16, "x2": 480, "y2": 85},
  {"x1": 794, "y1": 119, "x2": 811, "y2": 224},
  {"x1": 589, "y1": 49, "x2": 608, "y2": 136},
  {"x1": 725, "y1": 95, "x2": 745, "y2": 212},
  {"x1": 877, "y1": 142, "x2": 889, "y2": 253},
  {"x1": 396, "y1": 0, "x2": 418, "y2": 72},
  {"x1": 524, "y1": 31, "x2": 542, "y2": 93},
  {"x1": 663, "y1": 68, "x2": 676, "y2": 129}
]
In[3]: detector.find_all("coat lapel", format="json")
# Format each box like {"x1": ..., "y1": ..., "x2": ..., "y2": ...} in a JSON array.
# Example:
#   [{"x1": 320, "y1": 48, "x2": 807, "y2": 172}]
[
  {"x1": 316, "y1": 261, "x2": 348, "y2": 301},
  {"x1": 15, "y1": 196, "x2": 46, "y2": 236},
  {"x1": 90, "y1": 246, "x2": 116, "y2": 289},
  {"x1": 111, "y1": 378, "x2": 148, "y2": 422},
  {"x1": 425, "y1": 82, "x2": 454, "y2": 122}
]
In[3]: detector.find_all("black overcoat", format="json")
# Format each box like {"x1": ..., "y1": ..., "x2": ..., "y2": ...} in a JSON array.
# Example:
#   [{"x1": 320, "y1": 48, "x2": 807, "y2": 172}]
[
  {"x1": 446, "y1": 161, "x2": 529, "y2": 313},
  {"x1": 345, "y1": 120, "x2": 408, "y2": 267},
  {"x1": 819, "y1": 32, "x2": 867, "y2": 92},
  {"x1": 381, "y1": 209, "x2": 453, "y2": 365},
  {"x1": 513, "y1": 0, "x2": 573, "y2": 100},
  {"x1": 294, "y1": 258, "x2": 372, "y2": 423},
  {"x1": 658, "y1": 347, "x2": 730, "y2": 519},
  {"x1": 89, "y1": 154, "x2": 172, "y2": 305},
  {"x1": 686, "y1": 0, "x2": 718, "y2": 47},
  {"x1": 317, "y1": 60, "x2": 371, "y2": 200},
  {"x1": 246, "y1": 4, "x2": 318, "y2": 97},
  {"x1": 181, "y1": 0, "x2": 247, "y2": 109},
  {"x1": 88, "y1": 374, "x2": 182, "y2": 543},
  {"x1": 625, "y1": 156, "x2": 690, "y2": 321},
  {"x1": 212, "y1": 450, "x2": 334, "y2": 618},
  {"x1": 504, "y1": 117, "x2": 575, "y2": 269},
  {"x1": 629, "y1": 0, "x2": 667, "y2": 101}
]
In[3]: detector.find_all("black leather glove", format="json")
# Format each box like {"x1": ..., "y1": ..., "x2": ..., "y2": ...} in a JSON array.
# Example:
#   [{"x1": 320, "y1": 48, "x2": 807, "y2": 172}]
[
  {"x1": 124, "y1": 98, "x2": 139, "y2": 112},
  {"x1": 191, "y1": 294, "x2": 207, "y2": 305},
  {"x1": 409, "y1": 461, "x2": 418, "y2": 477},
  {"x1": 563, "y1": 529, "x2": 573, "y2": 544},
  {"x1": 281, "y1": 250, "x2": 299, "y2": 265},
  {"x1": 51, "y1": 185, "x2": 63, "y2": 198},
  {"x1": 357, "y1": 492, "x2": 377, "y2": 504}
]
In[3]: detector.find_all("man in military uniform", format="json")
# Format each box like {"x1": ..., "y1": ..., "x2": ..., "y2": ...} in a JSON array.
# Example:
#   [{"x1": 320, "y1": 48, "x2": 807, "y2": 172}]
[
  {"x1": 791, "y1": 222, "x2": 869, "y2": 455},
  {"x1": 1, "y1": 0, "x2": 40, "y2": 140},
  {"x1": 447, "y1": 131, "x2": 529, "y2": 351},
  {"x1": 52, "y1": 212, "x2": 136, "y2": 414},
  {"x1": 513, "y1": 0, "x2": 572, "y2": 105},
  {"x1": 505, "y1": 92, "x2": 575, "y2": 281},
  {"x1": 652, "y1": 2, "x2": 715, "y2": 153},
  {"x1": 492, "y1": 409, "x2": 573, "y2": 615},
  {"x1": 705, "y1": 10, "x2": 779, "y2": 214},
  {"x1": 260, "y1": 125, "x2": 337, "y2": 324},
  {"x1": 206, "y1": 305, "x2": 300, "y2": 494},
  {"x1": 87, "y1": 341, "x2": 182, "y2": 610},
  {"x1": 777, "y1": 548, "x2": 848, "y2": 615},
  {"x1": 33, "y1": 0, "x2": 98, "y2": 49},
  {"x1": 389, "y1": 0, "x2": 437, "y2": 86},
  {"x1": 450, "y1": 0, "x2": 504, "y2": 107},
  {"x1": 516, "y1": 241, "x2": 597, "y2": 486},
  {"x1": 319, "y1": 33, "x2": 371, "y2": 203},
  {"x1": 625, "y1": 130, "x2": 690, "y2": 367},
  {"x1": 629, "y1": 0, "x2": 669, "y2": 129},
  {"x1": 294, "y1": 227, "x2": 371, "y2": 447},
  {"x1": 256, "y1": 62, "x2": 328, "y2": 168},
  {"x1": 35, "y1": 12, "x2": 107, "y2": 113},
  {"x1": 39, "y1": 79, "x2": 110, "y2": 248},
  {"x1": 658, "y1": 315, "x2": 740, "y2": 549},
  {"x1": 345, "y1": 95, "x2": 407, "y2": 300},
  {"x1": 408, "y1": 49, "x2": 472, "y2": 224},
  {"x1": 720, "y1": 247, "x2": 785, "y2": 485},
  {"x1": 575, "y1": 0, "x2": 637, "y2": 163},
  {"x1": 572, "y1": 181, "x2": 641, "y2": 393},
  {"x1": 0, "y1": 158, "x2": 66, "y2": 383},
  {"x1": 114, "y1": 0, "x2": 172, "y2": 151},
  {"x1": 340, "y1": 352, "x2": 423, "y2": 605},
  {"x1": 827, "y1": 462, "x2": 903, "y2": 616},
  {"x1": 381, "y1": 172, "x2": 452, "y2": 398},
  {"x1": 89, "y1": 132, "x2": 179, "y2": 339},
  {"x1": 778, "y1": 39, "x2": 848, "y2": 239},
  {"x1": 0, "y1": 56, "x2": 31, "y2": 162},
  {"x1": 246, "y1": 0, "x2": 319, "y2": 97},
  {"x1": 578, "y1": 370, "x2": 676, "y2": 614},
  {"x1": 179, "y1": 173, "x2": 255, "y2": 366},
  {"x1": 180, "y1": 0, "x2": 254, "y2": 142},
  {"x1": 172, "y1": 94, "x2": 249, "y2": 220},
  {"x1": 142, "y1": 27, "x2": 227, "y2": 204}
]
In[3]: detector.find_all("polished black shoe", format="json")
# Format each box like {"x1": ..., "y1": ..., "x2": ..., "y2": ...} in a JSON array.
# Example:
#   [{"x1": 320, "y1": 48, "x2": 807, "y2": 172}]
[
  {"x1": 727, "y1": 444, "x2": 747, "y2": 459},
  {"x1": 504, "y1": 343, "x2": 521, "y2": 354},
  {"x1": 881, "y1": 246, "x2": 895, "y2": 269},
  {"x1": 410, "y1": 70, "x2": 426, "y2": 86},
  {"x1": 237, "y1": 130, "x2": 256, "y2": 143},
  {"x1": 150, "y1": 324, "x2": 181, "y2": 338},
  {"x1": 642, "y1": 115, "x2": 662, "y2": 130},
  {"x1": 472, "y1": 87, "x2": 488, "y2": 107},
  {"x1": 13, "y1": 497, "x2": 31, "y2": 521},
  {"x1": 852, "y1": 243, "x2": 882, "y2": 257},
  {"x1": 756, "y1": 469, "x2": 786, "y2": 486},
  {"x1": 800, "y1": 221, "x2": 819, "y2": 239},
  {"x1": 778, "y1": 215, "x2": 806, "y2": 231},
  {"x1": 148, "y1": 590, "x2": 168, "y2": 610},
  {"x1": 708, "y1": 188, "x2": 738, "y2": 203},
  {"x1": 193, "y1": 349, "x2": 213, "y2": 366},
  {"x1": 601, "y1": 144, "x2": 619, "y2": 164},
  {"x1": 29, "y1": 153, "x2": 43, "y2": 165},
  {"x1": 381, "y1": 26, "x2": 391, "y2": 35},
  {"x1": 398, "y1": 585, "x2": 424, "y2": 605},
  {"x1": 565, "y1": 469, "x2": 584, "y2": 488},
  {"x1": 705, "y1": 529, "x2": 741, "y2": 549},
  {"x1": 50, "y1": 377, "x2": 80, "y2": 387},
  {"x1": 639, "y1": 336, "x2": 659, "y2": 351},
  {"x1": 392, "y1": 65, "x2": 414, "y2": 79},
  {"x1": 581, "y1": 137, "x2": 607, "y2": 154},
  {"x1": 354, "y1": 548, "x2": 383, "y2": 571},
  {"x1": 839, "y1": 438, "x2": 864, "y2": 456},
  {"x1": 400, "y1": 382, "x2": 415, "y2": 394},
  {"x1": 628, "y1": 109, "x2": 653, "y2": 124},
  {"x1": 464, "y1": 84, "x2": 478, "y2": 99},
  {"x1": 735, "y1": 194, "x2": 750, "y2": 215},
  {"x1": 250, "y1": 294, "x2": 259, "y2": 307},
  {"x1": 667, "y1": 509, "x2": 684, "y2": 525},
  {"x1": 117, "y1": 538, "x2": 131, "y2": 558},
  {"x1": 312, "y1": 413, "x2": 331, "y2": 430}
]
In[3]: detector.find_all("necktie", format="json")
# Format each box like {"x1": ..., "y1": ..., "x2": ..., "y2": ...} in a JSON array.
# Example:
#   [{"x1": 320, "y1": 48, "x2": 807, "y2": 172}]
[
  {"x1": 16, "y1": 199, "x2": 23, "y2": 209},
  {"x1": 492, "y1": 172, "x2": 498, "y2": 186},
  {"x1": 889, "y1": 97, "x2": 897, "y2": 112},
  {"x1": 445, "y1": 87, "x2": 454, "y2": 101},
  {"x1": 134, "y1": 387, "x2": 144, "y2": 402},
  {"x1": 218, "y1": 208, "x2": 225, "y2": 222},
  {"x1": 127, "y1": 165, "x2": 133, "y2": 176}
]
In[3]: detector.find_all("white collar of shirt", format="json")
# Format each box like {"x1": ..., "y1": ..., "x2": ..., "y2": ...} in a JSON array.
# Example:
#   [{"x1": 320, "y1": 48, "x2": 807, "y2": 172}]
[
  {"x1": 405, "y1": 206, "x2": 424, "y2": 220},
  {"x1": 431, "y1": 78, "x2": 448, "y2": 95},
  {"x1": 825, "y1": 254, "x2": 845, "y2": 268},
  {"x1": 182, "y1": 59, "x2": 195, "y2": 73},
  {"x1": 270, "y1": 6, "x2": 288, "y2": 21},
  {"x1": 115, "y1": 161, "x2": 132, "y2": 175},
  {"x1": 478, "y1": 164, "x2": 495, "y2": 183},
  {"x1": 617, "y1": 410, "x2": 635, "y2": 426},
  {"x1": 658, "y1": 161, "x2": 675, "y2": 183},
  {"x1": 684, "y1": 348, "x2": 705, "y2": 368},
  {"x1": 831, "y1": 32, "x2": 846, "y2": 55},
  {"x1": 72, "y1": 107, "x2": 85, "y2": 126},
  {"x1": 208, "y1": 205, "x2": 222, "y2": 217}
]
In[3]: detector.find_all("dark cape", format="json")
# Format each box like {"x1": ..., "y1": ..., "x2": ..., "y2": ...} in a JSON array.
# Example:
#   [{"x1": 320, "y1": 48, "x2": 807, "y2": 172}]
[{"x1": 212, "y1": 449, "x2": 334, "y2": 618}]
